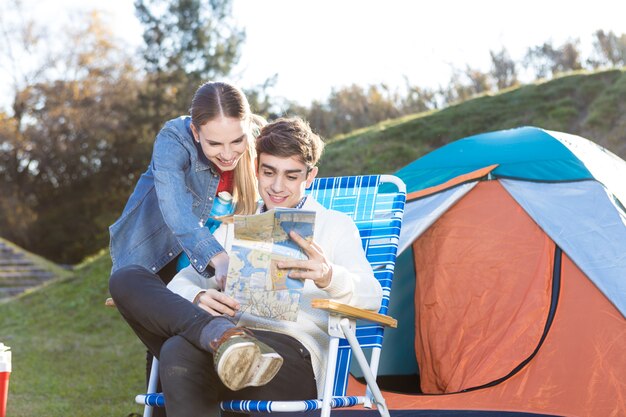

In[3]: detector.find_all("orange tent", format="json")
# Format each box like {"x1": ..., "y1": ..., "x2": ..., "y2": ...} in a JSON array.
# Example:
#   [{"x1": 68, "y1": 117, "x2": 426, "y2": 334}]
[{"x1": 347, "y1": 127, "x2": 626, "y2": 416}]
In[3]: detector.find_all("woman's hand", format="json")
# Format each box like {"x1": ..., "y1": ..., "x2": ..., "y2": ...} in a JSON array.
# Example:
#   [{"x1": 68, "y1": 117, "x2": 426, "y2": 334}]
[
  {"x1": 195, "y1": 289, "x2": 240, "y2": 317},
  {"x1": 276, "y1": 231, "x2": 333, "y2": 288},
  {"x1": 209, "y1": 252, "x2": 230, "y2": 290}
]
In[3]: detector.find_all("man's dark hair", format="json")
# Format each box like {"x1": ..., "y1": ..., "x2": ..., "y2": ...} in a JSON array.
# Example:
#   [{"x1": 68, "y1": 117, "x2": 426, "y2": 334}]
[{"x1": 255, "y1": 117, "x2": 324, "y2": 168}]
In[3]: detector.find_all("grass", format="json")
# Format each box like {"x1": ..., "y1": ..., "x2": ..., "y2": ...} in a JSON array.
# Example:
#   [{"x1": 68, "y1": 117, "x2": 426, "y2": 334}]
[{"x1": 0, "y1": 251, "x2": 145, "y2": 417}]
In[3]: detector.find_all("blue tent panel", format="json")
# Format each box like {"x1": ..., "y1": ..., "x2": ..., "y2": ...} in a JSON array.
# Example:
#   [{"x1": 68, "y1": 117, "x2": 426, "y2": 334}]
[
  {"x1": 396, "y1": 127, "x2": 593, "y2": 194},
  {"x1": 350, "y1": 250, "x2": 418, "y2": 378}
]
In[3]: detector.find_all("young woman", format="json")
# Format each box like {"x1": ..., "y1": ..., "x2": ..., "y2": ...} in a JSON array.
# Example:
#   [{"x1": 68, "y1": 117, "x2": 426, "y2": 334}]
[
  {"x1": 109, "y1": 81, "x2": 260, "y2": 285},
  {"x1": 108, "y1": 81, "x2": 263, "y2": 417}
]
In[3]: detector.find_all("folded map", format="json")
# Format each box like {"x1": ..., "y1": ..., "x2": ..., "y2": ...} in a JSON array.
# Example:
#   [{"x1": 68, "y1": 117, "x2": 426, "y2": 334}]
[{"x1": 225, "y1": 208, "x2": 316, "y2": 321}]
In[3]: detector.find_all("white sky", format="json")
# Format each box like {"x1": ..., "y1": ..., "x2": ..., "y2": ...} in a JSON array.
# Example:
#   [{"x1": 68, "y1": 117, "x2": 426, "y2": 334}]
[{"x1": 3, "y1": 0, "x2": 626, "y2": 107}]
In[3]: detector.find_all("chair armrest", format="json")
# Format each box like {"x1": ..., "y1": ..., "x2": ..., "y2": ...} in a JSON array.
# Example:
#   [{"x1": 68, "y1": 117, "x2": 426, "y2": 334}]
[
  {"x1": 311, "y1": 299, "x2": 397, "y2": 328},
  {"x1": 105, "y1": 297, "x2": 116, "y2": 307}
]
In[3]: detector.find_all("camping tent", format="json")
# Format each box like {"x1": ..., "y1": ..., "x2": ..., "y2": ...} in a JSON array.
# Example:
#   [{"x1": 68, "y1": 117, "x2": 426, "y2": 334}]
[{"x1": 348, "y1": 126, "x2": 626, "y2": 416}]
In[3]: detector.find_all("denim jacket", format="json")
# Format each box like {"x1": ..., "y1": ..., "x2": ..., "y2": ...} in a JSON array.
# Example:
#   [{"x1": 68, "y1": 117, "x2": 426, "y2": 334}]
[{"x1": 109, "y1": 116, "x2": 224, "y2": 277}]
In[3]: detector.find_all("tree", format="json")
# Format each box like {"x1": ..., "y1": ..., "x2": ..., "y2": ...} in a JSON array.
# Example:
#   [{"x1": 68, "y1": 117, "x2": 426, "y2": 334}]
[
  {"x1": 440, "y1": 69, "x2": 471, "y2": 104},
  {"x1": 0, "y1": 0, "x2": 60, "y2": 246},
  {"x1": 524, "y1": 39, "x2": 582, "y2": 79},
  {"x1": 317, "y1": 84, "x2": 401, "y2": 137},
  {"x1": 0, "y1": 9, "x2": 148, "y2": 262},
  {"x1": 588, "y1": 30, "x2": 626, "y2": 67},
  {"x1": 0, "y1": 111, "x2": 36, "y2": 244},
  {"x1": 1, "y1": 0, "x2": 249, "y2": 262},
  {"x1": 400, "y1": 76, "x2": 439, "y2": 114},
  {"x1": 490, "y1": 47, "x2": 518, "y2": 90},
  {"x1": 242, "y1": 74, "x2": 283, "y2": 120},
  {"x1": 23, "y1": 14, "x2": 148, "y2": 262},
  {"x1": 134, "y1": 0, "x2": 245, "y2": 134},
  {"x1": 558, "y1": 39, "x2": 583, "y2": 73},
  {"x1": 0, "y1": 0, "x2": 61, "y2": 128}
]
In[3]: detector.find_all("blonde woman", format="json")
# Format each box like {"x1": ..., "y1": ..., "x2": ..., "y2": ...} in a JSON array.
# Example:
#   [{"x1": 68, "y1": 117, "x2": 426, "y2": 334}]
[{"x1": 109, "y1": 81, "x2": 263, "y2": 417}]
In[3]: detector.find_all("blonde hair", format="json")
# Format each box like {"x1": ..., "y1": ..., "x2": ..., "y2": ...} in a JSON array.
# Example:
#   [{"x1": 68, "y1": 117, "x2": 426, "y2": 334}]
[
  {"x1": 232, "y1": 116, "x2": 263, "y2": 215},
  {"x1": 190, "y1": 81, "x2": 263, "y2": 215}
]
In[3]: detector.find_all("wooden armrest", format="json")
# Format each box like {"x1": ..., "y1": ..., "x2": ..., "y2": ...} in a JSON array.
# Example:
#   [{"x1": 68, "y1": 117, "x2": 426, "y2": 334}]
[
  {"x1": 105, "y1": 297, "x2": 116, "y2": 307},
  {"x1": 311, "y1": 299, "x2": 397, "y2": 328}
]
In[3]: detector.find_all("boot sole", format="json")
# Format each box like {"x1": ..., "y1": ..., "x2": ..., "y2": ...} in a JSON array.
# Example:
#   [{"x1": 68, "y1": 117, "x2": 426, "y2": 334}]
[
  {"x1": 248, "y1": 352, "x2": 283, "y2": 387},
  {"x1": 217, "y1": 342, "x2": 283, "y2": 391}
]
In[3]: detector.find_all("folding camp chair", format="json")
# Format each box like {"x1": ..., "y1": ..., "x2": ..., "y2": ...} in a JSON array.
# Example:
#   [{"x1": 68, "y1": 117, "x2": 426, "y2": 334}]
[{"x1": 134, "y1": 174, "x2": 406, "y2": 417}]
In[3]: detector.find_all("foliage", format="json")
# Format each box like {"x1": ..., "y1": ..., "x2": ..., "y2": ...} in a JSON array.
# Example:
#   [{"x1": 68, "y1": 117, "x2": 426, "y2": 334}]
[
  {"x1": 134, "y1": 0, "x2": 245, "y2": 133},
  {"x1": 490, "y1": 47, "x2": 518, "y2": 90},
  {"x1": 1, "y1": 0, "x2": 247, "y2": 263},
  {"x1": 0, "y1": 252, "x2": 145, "y2": 416},
  {"x1": 242, "y1": 74, "x2": 285, "y2": 120},
  {"x1": 588, "y1": 30, "x2": 626, "y2": 68},
  {"x1": 523, "y1": 39, "x2": 583, "y2": 79},
  {"x1": 282, "y1": 83, "x2": 431, "y2": 139},
  {"x1": 0, "y1": 11, "x2": 149, "y2": 262}
]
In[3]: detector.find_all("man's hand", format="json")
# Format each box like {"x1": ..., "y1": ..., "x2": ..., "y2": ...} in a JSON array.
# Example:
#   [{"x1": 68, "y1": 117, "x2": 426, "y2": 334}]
[
  {"x1": 277, "y1": 231, "x2": 333, "y2": 288},
  {"x1": 195, "y1": 289, "x2": 240, "y2": 317},
  {"x1": 209, "y1": 252, "x2": 229, "y2": 290}
]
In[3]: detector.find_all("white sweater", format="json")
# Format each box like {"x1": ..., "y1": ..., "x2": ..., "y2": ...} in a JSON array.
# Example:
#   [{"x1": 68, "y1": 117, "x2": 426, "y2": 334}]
[{"x1": 168, "y1": 197, "x2": 382, "y2": 394}]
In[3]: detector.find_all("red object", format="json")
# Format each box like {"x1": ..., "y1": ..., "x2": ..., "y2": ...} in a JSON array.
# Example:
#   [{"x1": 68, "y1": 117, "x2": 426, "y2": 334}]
[
  {"x1": 0, "y1": 371, "x2": 9, "y2": 417},
  {"x1": 216, "y1": 168, "x2": 234, "y2": 194}
]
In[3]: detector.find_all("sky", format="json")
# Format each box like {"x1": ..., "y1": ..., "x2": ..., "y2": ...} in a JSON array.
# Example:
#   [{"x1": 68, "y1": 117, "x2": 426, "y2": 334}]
[{"x1": 4, "y1": 0, "x2": 626, "y2": 107}]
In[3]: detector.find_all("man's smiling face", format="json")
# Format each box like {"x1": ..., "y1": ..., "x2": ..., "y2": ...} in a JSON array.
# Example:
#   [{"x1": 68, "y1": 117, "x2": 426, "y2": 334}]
[{"x1": 256, "y1": 153, "x2": 317, "y2": 209}]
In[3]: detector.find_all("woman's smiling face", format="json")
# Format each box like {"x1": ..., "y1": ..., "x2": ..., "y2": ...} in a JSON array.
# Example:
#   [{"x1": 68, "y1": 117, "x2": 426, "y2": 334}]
[{"x1": 192, "y1": 117, "x2": 247, "y2": 171}]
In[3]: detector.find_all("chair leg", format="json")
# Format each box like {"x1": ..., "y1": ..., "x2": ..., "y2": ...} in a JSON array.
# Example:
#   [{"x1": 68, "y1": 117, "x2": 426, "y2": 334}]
[
  {"x1": 143, "y1": 357, "x2": 160, "y2": 417},
  {"x1": 339, "y1": 319, "x2": 390, "y2": 417},
  {"x1": 365, "y1": 347, "x2": 382, "y2": 406},
  {"x1": 320, "y1": 337, "x2": 340, "y2": 417}
]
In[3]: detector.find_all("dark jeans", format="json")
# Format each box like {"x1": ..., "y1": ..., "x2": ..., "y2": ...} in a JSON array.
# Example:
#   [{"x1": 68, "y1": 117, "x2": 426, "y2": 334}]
[
  {"x1": 110, "y1": 263, "x2": 224, "y2": 417},
  {"x1": 109, "y1": 265, "x2": 316, "y2": 417},
  {"x1": 109, "y1": 264, "x2": 223, "y2": 358},
  {"x1": 160, "y1": 330, "x2": 317, "y2": 417}
]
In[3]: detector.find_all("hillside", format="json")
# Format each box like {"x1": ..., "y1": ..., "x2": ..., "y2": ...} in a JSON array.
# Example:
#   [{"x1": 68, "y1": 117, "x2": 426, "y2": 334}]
[
  {"x1": 0, "y1": 237, "x2": 73, "y2": 301},
  {"x1": 0, "y1": 252, "x2": 145, "y2": 416},
  {"x1": 318, "y1": 68, "x2": 626, "y2": 176}
]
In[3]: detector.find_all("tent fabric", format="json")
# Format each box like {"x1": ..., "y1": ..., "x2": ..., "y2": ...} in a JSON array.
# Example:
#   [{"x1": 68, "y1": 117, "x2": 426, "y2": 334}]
[
  {"x1": 348, "y1": 255, "x2": 626, "y2": 416},
  {"x1": 413, "y1": 181, "x2": 554, "y2": 393},
  {"x1": 356, "y1": 127, "x2": 626, "y2": 416},
  {"x1": 406, "y1": 165, "x2": 496, "y2": 201},
  {"x1": 549, "y1": 129, "x2": 626, "y2": 207},
  {"x1": 373, "y1": 251, "x2": 419, "y2": 377},
  {"x1": 502, "y1": 179, "x2": 626, "y2": 317},
  {"x1": 395, "y1": 127, "x2": 594, "y2": 195},
  {"x1": 397, "y1": 182, "x2": 475, "y2": 254}
]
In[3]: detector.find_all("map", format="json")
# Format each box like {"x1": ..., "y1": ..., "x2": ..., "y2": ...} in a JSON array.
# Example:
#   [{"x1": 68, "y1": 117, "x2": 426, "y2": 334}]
[{"x1": 225, "y1": 208, "x2": 316, "y2": 321}]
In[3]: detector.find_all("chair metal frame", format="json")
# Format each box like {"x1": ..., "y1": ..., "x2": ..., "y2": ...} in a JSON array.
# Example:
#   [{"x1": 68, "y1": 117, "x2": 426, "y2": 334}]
[{"x1": 134, "y1": 174, "x2": 406, "y2": 417}]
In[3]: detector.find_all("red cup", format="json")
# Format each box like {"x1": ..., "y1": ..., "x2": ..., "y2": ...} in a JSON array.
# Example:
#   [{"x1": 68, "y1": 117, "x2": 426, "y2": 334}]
[{"x1": 0, "y1": 371, "x2": 8, "y2": 417}]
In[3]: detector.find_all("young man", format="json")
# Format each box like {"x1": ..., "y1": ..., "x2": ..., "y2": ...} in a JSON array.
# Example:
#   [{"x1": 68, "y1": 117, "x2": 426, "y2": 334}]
[{"x1": 161, "y1": 117, "x2": 383, "y2": 416}]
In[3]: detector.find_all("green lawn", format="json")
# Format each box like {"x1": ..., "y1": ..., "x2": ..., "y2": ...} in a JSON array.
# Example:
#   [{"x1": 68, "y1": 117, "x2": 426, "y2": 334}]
[{"x1": 0, "y1": 251, "x2": 145, "y2": 417}]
